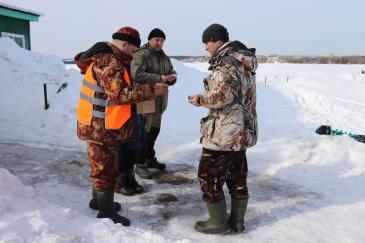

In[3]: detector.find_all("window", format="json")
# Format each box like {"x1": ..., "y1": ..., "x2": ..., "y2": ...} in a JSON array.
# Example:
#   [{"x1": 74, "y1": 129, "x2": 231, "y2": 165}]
[{"x1": 1, "y1": 32, "x2": 25, "y2": 48}]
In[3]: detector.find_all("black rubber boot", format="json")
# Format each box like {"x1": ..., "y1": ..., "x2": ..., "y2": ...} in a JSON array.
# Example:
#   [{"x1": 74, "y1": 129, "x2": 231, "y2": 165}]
[
  {"x1": 135, "y1": 141, "x2": 155, "y2": 179},
  {"x1": 135, "y1": 164, "x2": 154, "y2": 179},
  {"x1": 115, "y1": 173, "x2": 135, "y2": 196},
  {"x1": 194, "y1": 198, "x2": 230, "y2": 234},
  {"x1": 127, "y1": 169, "x2": 144, "y2": 194},
  {"x1": 145, "y1": 157, "x2": 166, "y2": 171},
  {"x1": 96, "y1": 189, "x2": 130, "y2": 226},
  {"x1": 228, "y1": 198, "x2": 248, "y2": 233},
  {"x1": 89, "y1": 187, "x2": 121, "y2": 212},
  {"x1": 144, "y1": 127, "x2": 166, "y2": 170}
]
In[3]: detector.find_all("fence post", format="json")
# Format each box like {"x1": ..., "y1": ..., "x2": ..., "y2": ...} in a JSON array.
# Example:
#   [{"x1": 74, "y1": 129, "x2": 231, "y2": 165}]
[
  {"x1": 287, "y1": 76, "x2": 289, "y2": 83},
  {"x1": 265, "y1": 77, "x2": 267, "y2": 85},
  {"x1": 43, "y1": 83, "x2": 49, "y2": 110}
]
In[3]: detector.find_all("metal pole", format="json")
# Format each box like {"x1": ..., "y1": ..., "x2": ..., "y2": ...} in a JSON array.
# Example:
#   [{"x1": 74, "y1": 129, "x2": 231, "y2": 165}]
[{"x1": 43, "y1": 83, "x2": 49, "y2": 110}]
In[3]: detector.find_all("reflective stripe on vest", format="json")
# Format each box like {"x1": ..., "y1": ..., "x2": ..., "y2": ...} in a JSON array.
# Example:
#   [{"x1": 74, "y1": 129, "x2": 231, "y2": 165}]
[{"x1": 76, "y1": 63, "x2": 131, "y2": 129}]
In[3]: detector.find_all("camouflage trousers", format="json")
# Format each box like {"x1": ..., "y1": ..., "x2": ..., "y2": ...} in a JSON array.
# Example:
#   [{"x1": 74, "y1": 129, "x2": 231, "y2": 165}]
[
  {"x1": 198, "y1": 148, "x2": 248, "y2": 204},
  {"x1": 86, "y1": 142, "x2": 117, "y2": 189}
]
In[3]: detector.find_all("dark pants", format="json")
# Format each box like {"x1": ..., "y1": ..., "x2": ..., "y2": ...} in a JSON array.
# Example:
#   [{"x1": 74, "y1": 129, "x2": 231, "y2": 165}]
[
  {"x1": 198, "y1": 148, "x2": 249, "y2": 204},
  {"x1": 117, "y1": 146, "x2": 137, "y2": 172},
  {"x1": 117, "y1": 115, "x2": 145, "y2": 173},
  {"x1": 136, "y1": 127, "x2": 160, "y2": 165},
  {"x1": 134, "y1": 112, "x2": 162, "y2": 165},
  {"x1": 145, "y1": 127, "x2": 160, "y2": 160}
]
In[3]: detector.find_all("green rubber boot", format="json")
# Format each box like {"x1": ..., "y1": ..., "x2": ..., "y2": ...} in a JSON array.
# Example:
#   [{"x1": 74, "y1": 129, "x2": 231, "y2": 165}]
[
  {"x1": 228, "y1": 198, "x2": 248, "y2": 233},
  {"x1": 89, "y1": 187, "x2": 121, "y2": 212},
  {"x1": 194, "y1": 198, "x2": 230, "y2": 234},
  {"x1": 95, "y1": 189, "x2": 130, "y2": 226}
]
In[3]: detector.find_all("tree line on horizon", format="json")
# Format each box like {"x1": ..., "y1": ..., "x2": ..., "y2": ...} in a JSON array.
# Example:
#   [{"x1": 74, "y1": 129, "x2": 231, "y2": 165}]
[{"x1": 171, "y1": 55, "x2": 365, "y2": 64}]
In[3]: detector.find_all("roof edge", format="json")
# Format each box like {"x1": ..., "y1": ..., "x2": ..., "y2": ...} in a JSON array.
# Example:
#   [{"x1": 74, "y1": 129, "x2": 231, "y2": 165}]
[{"x1": 0, "y1": 1, "x2": 43, "y2": 16}]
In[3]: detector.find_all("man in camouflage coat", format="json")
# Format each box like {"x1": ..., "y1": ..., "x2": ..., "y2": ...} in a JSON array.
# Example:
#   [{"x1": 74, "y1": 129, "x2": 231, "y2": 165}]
[
  {"x1": 75, "y1": 26, "x2": 168, "y2": 226},
  {"x1": 131, "y1": 28, "x2": 177, "y2": 179},
  {"x1": 189, "y1": 24, "x2": 258, "y2": 234}
]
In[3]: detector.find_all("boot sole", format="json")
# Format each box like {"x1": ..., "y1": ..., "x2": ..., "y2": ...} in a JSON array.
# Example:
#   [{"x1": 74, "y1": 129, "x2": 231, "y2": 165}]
[
  {"x1": 194, "y1": 225, "x2": 231, "y2": 235},
  {"x1": 196, "y1": 228, "x2": 231, "y2": 235}
]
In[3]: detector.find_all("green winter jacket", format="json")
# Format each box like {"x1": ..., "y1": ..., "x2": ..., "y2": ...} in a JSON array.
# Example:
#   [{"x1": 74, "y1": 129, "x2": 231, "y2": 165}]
[{"x1": 131, "y1": 43, "x2": 177, "y2": 114}]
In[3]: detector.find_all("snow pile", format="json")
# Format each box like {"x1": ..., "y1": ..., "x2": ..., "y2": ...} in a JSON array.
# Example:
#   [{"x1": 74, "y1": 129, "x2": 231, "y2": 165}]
[
  {"x1": 0, "y1": 38, "x2": 63, "y2": 77},
  {"x1": 0, "y1": 168, "x2": 192, "y2": 242},
  {"x1": 0, "y1": 168, "x2": 34, "y2": 214},
  {"x1": 0, "y1": 37, "x2": 82, "y2": 149}
]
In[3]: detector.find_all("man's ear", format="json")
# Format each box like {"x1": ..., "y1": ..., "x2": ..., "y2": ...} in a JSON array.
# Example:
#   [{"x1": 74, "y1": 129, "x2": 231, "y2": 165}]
[{"x1": 121, "y1": 41, "x2": 128, "y2": 48}]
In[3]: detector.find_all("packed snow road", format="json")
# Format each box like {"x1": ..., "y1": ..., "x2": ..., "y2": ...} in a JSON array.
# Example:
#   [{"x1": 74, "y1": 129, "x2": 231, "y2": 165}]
[{"x1": 0, "y1": 142, "x2": 326, "y2": 242}]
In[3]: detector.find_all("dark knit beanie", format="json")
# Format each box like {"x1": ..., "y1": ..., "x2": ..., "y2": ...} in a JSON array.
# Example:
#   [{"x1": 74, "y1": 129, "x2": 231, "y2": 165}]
[
  {"x1": 202, "y1": 23, "x2": 229, "y2": 43},
  {"x1": 148, "y1": 28, "x2": 166, "y2": 40},
  {"x1": 112, "y1": 26, "x2": 141, "y2": 48}
]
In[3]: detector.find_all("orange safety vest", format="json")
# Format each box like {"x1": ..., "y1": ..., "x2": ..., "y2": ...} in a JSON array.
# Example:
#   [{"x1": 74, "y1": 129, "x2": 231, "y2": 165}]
[{"x1": 77, "y1": 63, "x2": 131, "y2": 129}]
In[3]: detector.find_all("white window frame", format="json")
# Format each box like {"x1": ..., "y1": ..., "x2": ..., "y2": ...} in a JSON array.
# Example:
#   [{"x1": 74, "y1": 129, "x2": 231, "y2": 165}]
[{"x1": 1, "y1": 32, "x2": 26, "y2": 48}]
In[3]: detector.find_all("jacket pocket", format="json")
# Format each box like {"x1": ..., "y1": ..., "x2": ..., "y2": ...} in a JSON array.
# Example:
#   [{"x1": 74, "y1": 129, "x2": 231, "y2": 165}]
[{"x1": 200, "y1": 115, "x2": 216, "y2": 138}]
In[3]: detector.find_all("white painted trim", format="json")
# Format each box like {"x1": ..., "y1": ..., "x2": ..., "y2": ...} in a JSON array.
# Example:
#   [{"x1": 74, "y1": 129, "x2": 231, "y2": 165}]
[
  {"x1": 0, "y1": 2, "x2": 43, "y2": 16},
  {"x1": 1, "y1": 32, "x2": 25, "y2": 48}
]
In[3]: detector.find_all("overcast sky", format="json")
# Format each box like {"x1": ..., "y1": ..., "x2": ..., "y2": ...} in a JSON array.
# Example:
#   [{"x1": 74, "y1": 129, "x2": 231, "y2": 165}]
[{"x1": 3, "y1": 0, "x2": 365, "y2": 58}]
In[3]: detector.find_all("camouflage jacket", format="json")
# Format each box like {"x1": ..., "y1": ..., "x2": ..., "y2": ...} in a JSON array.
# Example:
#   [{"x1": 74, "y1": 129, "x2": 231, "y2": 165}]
[
  {"x1": 74, "y1": 42, "x2": 156, "y2": 145},
  {"x1": 131, "y1": 43, "x2": 176, "y2": 113},
  {"x1": 198, "y1": 41, "x2": 258, "y2": 151}
]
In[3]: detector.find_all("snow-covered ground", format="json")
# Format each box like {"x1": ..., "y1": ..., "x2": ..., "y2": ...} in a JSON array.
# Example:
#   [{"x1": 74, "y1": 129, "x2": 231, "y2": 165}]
[{"x1": 1, "y1": 37, "x2": 365, "y2": 242}]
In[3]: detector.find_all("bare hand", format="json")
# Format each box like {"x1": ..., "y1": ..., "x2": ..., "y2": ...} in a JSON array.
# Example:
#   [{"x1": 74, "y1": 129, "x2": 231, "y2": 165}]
[
  {"x1": 161, "y1": 75, "x2": 167, "y2": 83},
  {"x1": 154, "y1": 83, "x2": 169, "y2": 96},
  {"x1": 166, "y1": 74, "x2": 177, "y2": 82},
  {"x1": 188, "y1": 95, "x2": 201, "y2": 107}
]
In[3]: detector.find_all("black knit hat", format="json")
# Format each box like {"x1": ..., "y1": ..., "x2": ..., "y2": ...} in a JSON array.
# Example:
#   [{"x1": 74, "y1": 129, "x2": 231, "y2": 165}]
[
  {"x1": 202, "y1": 23, "x2": 229, "y2": 43},
  {"x1": 148, "y1": 28, "x2": 166, "y2": 40}
]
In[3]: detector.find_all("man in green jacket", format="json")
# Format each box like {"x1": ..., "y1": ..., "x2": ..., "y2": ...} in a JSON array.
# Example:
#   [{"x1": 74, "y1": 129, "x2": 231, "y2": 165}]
[{"x1": 131, "y1": 28, "x2": 177, "y2": 179}]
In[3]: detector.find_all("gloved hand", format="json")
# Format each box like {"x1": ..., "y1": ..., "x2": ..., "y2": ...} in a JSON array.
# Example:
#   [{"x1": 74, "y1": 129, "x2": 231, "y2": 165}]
[{"x1": 188, "y1": 95, "x2": 202, "y2": 107}]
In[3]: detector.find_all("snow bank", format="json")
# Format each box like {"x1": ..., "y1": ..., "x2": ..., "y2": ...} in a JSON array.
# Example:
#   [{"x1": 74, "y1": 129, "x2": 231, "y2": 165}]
[
  {"x1": 0, "y1": 37, "x2": 82, "y2": 150},
  {"x1": 0, "y1": 168, "x2": 193, "y2": 242},
  {"x1": 0, "y1": 168, "x2": 34, "y2": 215}
]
